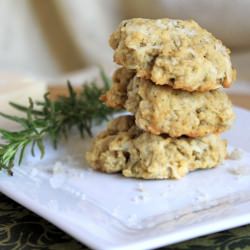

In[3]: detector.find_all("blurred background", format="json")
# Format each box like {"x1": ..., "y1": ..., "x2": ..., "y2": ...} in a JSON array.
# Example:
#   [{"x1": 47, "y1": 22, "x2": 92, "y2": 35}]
[{"x1": 0, "y1": 0, "x2": 250, "y2": 83}]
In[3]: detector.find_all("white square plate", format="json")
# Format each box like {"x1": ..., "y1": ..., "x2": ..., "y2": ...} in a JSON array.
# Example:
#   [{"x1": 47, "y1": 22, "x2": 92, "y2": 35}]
[{"x1": 0, "y1": 107, "x2": 250, "y2": 250}]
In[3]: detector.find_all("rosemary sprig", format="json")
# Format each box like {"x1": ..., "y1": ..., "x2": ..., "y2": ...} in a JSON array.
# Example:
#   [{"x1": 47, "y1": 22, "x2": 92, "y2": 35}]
[{"x1": 0, "y1": 70, "x2": 115, "y2": 175}]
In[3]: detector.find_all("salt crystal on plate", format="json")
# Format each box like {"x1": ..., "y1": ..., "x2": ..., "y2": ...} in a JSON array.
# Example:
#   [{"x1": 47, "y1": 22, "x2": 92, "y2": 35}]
[
  {"x1": 228, "y1": 166, "x2": 250, "y2": 176},
  {"x1": 131, "y1": 196, "x2": 140, "y2": 204},
  {"x1": 136, "y1": 182, "x2": 145, "y2": 192},
  {"x1": 30, "y1": 168, "x2": 39, "y2": 178},
  {"x1": 160, "y1": 192, "x2": 168, "y2": 198},
  {"x1": 52, "y1": 161, "x2": 65, "y2": 174},
  {"x1": 111, "y1": 206, "x2": 120, "y2": 218},
  {"x1": 81, "y1": 194, "x2": 86, "y2": 200},
  {"x1": 227, "y1": 148, "x2": 243, "y2": 160},
  {"x1": 127, "y1": 214, "x2": 138, "y2": 226},
  {"x1": 48, "y1": 199, "x2": 58, "y2": 210},
  {"x1": 49, "y1": 174, "x2": 66, "y2": 189},
  {"x1": 139, "y1": 193, "x2": 150, "y2": 202},
  {"x1": 194, "y1": 190, "x2": 209, "y2": 202}
]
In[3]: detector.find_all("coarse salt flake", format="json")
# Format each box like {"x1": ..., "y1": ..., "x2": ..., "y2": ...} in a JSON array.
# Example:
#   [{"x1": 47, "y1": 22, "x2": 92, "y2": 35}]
[
  {"x1": 136, "y1": 182, "x2": 145, "y2": 192},
  {"x1": 228, "y1": 166, "x2": 250, "y2": 176},
  {"x1": 227, "y1": 148, "x2": 243, "y2": 160},
  {"x1": 127, "y1": 214, "x2": 138, "y2": 226}
]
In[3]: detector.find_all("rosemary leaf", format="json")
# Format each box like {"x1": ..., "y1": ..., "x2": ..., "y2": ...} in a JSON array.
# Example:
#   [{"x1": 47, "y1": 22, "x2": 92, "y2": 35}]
[{"x1": 0, "y1": 70, "x2": 116, "y2": 175}]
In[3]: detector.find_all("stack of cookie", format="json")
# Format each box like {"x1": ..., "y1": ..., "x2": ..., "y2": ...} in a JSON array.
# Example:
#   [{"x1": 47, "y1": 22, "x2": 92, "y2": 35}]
[{"x1": 86, "y1": 18, "x2": 235, "y2": 179}]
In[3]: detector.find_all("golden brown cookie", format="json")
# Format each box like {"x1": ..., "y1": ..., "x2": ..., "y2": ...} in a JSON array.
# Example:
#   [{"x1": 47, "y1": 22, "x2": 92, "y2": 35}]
[
  {"x1": 110, "y1": 18, "x2": 236, "y2": 91},
  {"x1": 102, "y1": 71, "x2": 235, "y2": 137},
  {"x1": 100, "y1": 67, "x2": 135, "y2": 108},
  {"x1": 86, "y1": 116, "x2": 227, "y2": 179}
]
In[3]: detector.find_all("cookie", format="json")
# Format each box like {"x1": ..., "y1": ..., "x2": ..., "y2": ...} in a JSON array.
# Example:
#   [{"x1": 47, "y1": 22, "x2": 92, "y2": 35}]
[
  {"x1": 86, "y1": 116, "x2": 227, "y2": 179},
  {"x1": 102, "y1": 70, "x2": 235, "y2": 137},
  {"x1": 109, "y1": 18, "x2": 235, "y2": 91},
  {"x1": 100, "y1": 67, "x2": 135, "y2": 108}
]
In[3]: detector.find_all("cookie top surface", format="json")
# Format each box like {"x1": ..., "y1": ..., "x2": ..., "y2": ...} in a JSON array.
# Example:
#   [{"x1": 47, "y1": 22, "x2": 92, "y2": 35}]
[
  {"x1": 86, "y1": 115, "x2": 227, "y2": 179},
  {"x1": 110, "y1": 18, "x2": 235, "y2": 91},
  {"x1": 102, "y1": 69, "x2": 235, "y2": 137}
]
